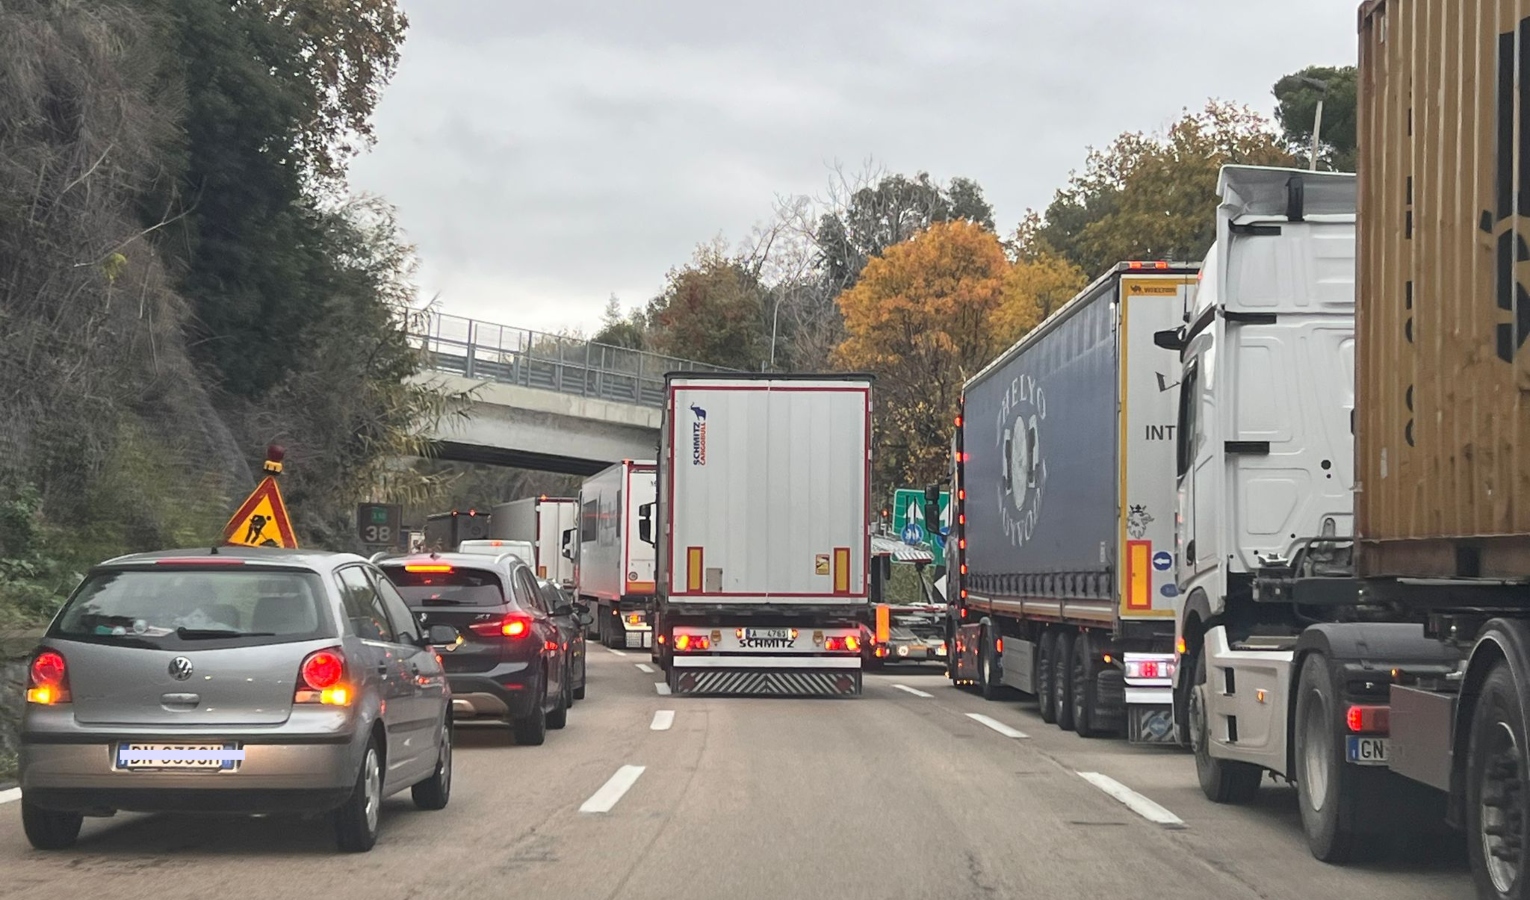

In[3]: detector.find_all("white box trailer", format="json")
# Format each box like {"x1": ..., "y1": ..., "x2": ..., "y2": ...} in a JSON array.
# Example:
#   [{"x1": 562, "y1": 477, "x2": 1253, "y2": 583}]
[
  {"x1": 490, "y1": 497, "x2": 577, "y2": 586},
  {"x1": 651, "y1": 373, "x2": 872, "y2": 697},
  {"x1": 577, "y1": 460, "x2": 657, "y2": 649}
]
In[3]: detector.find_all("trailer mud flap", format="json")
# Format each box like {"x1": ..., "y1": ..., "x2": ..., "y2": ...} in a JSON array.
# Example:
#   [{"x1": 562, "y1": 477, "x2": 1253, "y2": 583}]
[
  {"x1": 1127, "y1": 705, "x2": 1177, "y2": 744},
  {"x1": 672, "y1": 669, "x2": 862, "y2": 697}
]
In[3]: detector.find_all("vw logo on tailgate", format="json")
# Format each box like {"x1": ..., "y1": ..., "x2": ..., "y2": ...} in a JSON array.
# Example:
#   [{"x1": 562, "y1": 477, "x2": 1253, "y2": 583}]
[{"x1": 168, "y1": 656, "x2": 194, "y2": 681}]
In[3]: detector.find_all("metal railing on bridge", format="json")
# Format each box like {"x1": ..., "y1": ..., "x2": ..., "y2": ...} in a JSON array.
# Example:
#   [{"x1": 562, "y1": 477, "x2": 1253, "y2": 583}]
[{"x1": 409, "y1": 312, "x2": 736, "y2": 408}]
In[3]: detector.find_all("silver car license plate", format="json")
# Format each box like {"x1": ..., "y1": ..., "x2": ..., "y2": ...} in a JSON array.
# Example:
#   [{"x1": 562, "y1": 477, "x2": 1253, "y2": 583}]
[{"x1": 115, "y1": 742, "x2": 241, "y2": 771}]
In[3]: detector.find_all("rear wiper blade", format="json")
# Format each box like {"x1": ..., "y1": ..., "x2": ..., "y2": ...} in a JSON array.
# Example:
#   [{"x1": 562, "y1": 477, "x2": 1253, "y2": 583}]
[{"x1": 176, "y1": 628, "x2": 276, "y2": 639}]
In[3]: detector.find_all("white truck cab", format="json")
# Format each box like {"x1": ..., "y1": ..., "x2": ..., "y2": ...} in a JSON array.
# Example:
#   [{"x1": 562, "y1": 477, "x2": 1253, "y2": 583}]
[{"x1": 1161, "y1": 166, "x2": 1357, "y2": 787}]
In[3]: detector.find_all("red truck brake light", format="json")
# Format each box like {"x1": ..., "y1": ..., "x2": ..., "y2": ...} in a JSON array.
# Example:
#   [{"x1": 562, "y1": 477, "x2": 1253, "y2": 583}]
[{"x1": 1346, "y1": 705, "x2": 1389, "y2": 734}]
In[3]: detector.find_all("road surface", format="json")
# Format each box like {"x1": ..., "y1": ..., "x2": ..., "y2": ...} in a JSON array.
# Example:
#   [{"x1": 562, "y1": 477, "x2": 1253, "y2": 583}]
[{"x1": 0, "y1": 650, "x2": 1472, "y2": 900}]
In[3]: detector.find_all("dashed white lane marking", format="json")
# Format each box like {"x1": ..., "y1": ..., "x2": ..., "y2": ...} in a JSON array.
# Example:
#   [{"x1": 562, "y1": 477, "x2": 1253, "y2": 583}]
[
  {"x1": 579, "y1": 765, "x2": 646, "y2": 813},
  {"x1": 636, "y1": 663, "x2": 654, "y2": 673},
  {"x1": 965, "y1": 712, "x2": 1028, "y2": 739},
  {"x1": 1078, "y1": 772, "x2": 1185, "y2": 829},
  {"x1": 0, "y1": 788, "x2": 20, "y2": 805},
  {"x1": 892, "y1": 684, "x2": 933, "y2": 698},
  {"x1": 606, "y1": 648, "x2": 627, "y2": 656},
  {"x1": 654, "y1": 682, "x2": 672, "y2": 695},
  {"x1": 650, "y1": 710, "x2": 675, "y2": 731}
]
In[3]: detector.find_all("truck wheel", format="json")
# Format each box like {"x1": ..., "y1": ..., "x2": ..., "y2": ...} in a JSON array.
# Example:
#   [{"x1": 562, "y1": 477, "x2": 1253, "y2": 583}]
[
  {"x1": 1037, "y1": 631, "x2": 1057, "y2": 723},
  {"x1": 1072, "y1": 632, "x2": 1102, "y2": 738},
  {"x1": 979, "y1": 627, "x2": 1001, "y2": 701},
  {"x1": 1054, "y1": 630, "x2": 1076, "y2": 731},
  {"x1": 1467, "y1": 661, "x2": 1530, "y2": 900},
  {"x1": 1189, "y1": 651, "x2": 1261, "y2": 804},
  {"x1": 1294, "y1": 652, "x2": 1375, "y2": 862}
]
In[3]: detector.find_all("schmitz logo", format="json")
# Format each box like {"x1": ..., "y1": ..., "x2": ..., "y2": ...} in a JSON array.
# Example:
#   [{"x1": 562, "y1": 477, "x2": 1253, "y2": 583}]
[{"x1": 690, "y1": 404, "x2": 708, "y2": 465}]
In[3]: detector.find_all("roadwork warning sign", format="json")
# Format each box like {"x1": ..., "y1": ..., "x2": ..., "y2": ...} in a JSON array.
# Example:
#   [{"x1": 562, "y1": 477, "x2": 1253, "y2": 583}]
[{"x1": 223, "y1": 477, "x2": 298, "y2": 548}]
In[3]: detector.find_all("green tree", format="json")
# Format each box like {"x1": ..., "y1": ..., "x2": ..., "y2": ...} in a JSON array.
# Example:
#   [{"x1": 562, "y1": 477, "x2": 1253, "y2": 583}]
[
  {"x1": 1272, "y1": 65, "x2": 1358, "y2": 172},
  {"x1": 1026, "y1": 101, "x2": 1293, "y2": 276},
  {"x1": 593, "y1": 295, "x2": 646, "y2": 349},
  {"x1": 646, "y1": 246, "x2": 767, "y2": 370}
]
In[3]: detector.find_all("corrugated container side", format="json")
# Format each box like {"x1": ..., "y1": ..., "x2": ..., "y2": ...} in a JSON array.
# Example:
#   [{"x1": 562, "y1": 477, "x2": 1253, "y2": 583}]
[{"x1": 1357, "y1": 0, "x2": 1530, "y2": 578}]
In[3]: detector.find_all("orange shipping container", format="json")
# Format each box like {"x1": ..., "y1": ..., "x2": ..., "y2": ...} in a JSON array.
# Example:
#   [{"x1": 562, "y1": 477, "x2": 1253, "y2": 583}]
[{"x1": 1357, "y1": 0, "x2": 1530, "y2": 578}]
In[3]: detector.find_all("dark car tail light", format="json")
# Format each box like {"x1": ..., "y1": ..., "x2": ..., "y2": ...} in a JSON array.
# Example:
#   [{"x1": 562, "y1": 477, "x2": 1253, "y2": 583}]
[
  {"x1": 26, "y1": 649, "x2": 70, "y2": 705},
  {"x1": 469, "y1": 613, "x2": 534, "y2": 639},
  {"x1": 295, "y1": 648, "x2": 351, "y2": 706}
]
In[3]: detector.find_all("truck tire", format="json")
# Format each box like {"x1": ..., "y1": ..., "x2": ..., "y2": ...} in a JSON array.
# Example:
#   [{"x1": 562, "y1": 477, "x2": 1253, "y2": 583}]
[
  {"x1": 979, "y1": 626, "x2": 1001, "y2": 701},
  {"x1": 1072, "y1": 631, "x2": 1102, "y2": 738},
  {"x1": 1294, "y1": 652, "x2": 1381, "y2": 862},
  {"x1": 1466, "y1": 661, "x2": 1530, "y2": 900},
  {"x1": 1037, "y1": 630, "x2": 1057, "y2": 724},
  {"x1": 1053, "y1": 629, "x2": 1076, "y2": 731},
  {"x1": 1189, "y1": 651, "x2": 1261, "y2": 804}
]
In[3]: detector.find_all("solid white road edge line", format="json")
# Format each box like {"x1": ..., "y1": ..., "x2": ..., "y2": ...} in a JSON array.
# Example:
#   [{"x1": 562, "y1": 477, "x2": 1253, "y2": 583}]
[
  {"x1": 892, "y1": 684, "x2": 934, "y2": 698},
  {"x1": 636, "y1": 663, "x2": 654, "y2": 673},
  {"x1": 650, "y1": 710, "x2": 675, "y2": 731},
  {"x1": 654, "y1": 682, "x2": 672, "y2": 695},
  {"x1": 965, "y1": 712, "x2": 1028, "y2": 739},
  {"x1": 606, "y1": 648, "x2": 627, "y2": 656},
  {"x1": 579, "y1": 765, "x2": 647, "y2": 814},
  {"x1": 1078, "y1": 772, "x2": 1186, "y2": 829},
  {"x1": 0, "y1": 788, "x2": 20, "y2": 805}
]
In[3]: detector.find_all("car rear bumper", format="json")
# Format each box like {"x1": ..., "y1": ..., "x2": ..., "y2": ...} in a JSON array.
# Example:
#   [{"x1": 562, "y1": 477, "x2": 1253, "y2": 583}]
[
  {"x1": 19, "y1": 734, "x2": 365, "y2": 813},
  {"x1": 446, "y1": 665, "x2": 536, "y2": 720}
]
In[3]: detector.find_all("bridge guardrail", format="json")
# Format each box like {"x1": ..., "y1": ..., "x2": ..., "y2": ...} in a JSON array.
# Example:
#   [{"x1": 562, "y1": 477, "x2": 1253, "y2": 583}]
[{"x1": 409, "y1": 312, "x2": 735, "y2": 408}]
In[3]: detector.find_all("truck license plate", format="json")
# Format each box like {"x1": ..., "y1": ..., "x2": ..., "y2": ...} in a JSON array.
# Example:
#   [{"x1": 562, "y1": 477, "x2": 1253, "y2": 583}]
[
  {"x1": 746, "y1": 628, "x2": 791, "y2": 640},
  {"x1": 1346, "y1": 736, "x2": 1389, "y2": 766}
]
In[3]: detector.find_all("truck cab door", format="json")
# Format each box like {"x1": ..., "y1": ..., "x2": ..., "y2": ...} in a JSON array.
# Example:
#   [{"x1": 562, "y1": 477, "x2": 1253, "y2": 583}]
[{"x1": 1179, "y1": 334, "x2": 1226, "y2": 613}]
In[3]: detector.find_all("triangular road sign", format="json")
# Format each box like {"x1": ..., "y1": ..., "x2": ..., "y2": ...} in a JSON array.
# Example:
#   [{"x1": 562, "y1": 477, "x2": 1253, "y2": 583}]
[{"x1": 222, "y1": 476, "x2": 298, "y2": 548}]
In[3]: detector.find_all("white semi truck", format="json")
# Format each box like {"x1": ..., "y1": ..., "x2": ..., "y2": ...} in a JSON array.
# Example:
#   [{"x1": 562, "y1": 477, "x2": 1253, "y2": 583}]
[
  {"x1": 576, "y1": 460, "x2": 657, "y2": 649},
  {"x1": 649, "y1": 373, "x2": 872, "y2": 696},
  {"x1": 490, "y1": 496, "x2": 577, "y2": 587}
]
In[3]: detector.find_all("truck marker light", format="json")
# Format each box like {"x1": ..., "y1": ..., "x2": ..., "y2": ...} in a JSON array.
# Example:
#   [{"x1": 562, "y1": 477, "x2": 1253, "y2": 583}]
[
  {"x1": 1256, "y1": 689, "x2": 1267, "y2": 704},
  {"x1": 958, "y1": 490, "x2": 965, "y2": 501},
  {"x1": 1176, "y1": 637, "x2": 1186, "y2": 655},
  {"x1": 954, "y1": 415, "x2": 962, "y2": 427},
  {"x1": 1103, "y1": 654, "x2": 1113, "y2": 664}
]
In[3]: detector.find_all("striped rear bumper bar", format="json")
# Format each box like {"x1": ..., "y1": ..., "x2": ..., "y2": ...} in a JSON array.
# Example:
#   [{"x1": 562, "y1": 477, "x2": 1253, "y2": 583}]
[{"x1": 670, "y1": 669, "x2": 862, "y2": 697}]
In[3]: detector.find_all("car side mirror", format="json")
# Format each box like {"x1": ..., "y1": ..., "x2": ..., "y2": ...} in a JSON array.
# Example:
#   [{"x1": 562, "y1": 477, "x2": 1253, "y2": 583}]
[
  {"x1": 577, "y1": 609, "x2": 595, "y2": 627},
  {"x1": 424, "y1": 624, "x2": 459, "y2": 646},
  {"x1": 638, "y1": 502, "x2": 654, "y2": 545},
  {"x1": 561, "y1": 528, "x2": 575, "y2": 560},
  {"x1": 552, "y1": 603, "x2": 574, "y2": 618}
]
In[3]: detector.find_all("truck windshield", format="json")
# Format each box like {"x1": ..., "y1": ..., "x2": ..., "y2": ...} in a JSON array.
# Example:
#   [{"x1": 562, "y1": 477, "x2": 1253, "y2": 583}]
[
  {"x1": 52, "y1": 568, "x2": 333, "y2": 648},
  {"x1": 384, "y1": 567, "x2": 506, "y2": 607}
]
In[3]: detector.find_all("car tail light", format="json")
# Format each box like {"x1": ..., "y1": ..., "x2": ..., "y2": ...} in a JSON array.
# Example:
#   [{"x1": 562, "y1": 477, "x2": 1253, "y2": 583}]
[
  {"x1": 1347, "y1": 705, "x2": 1389, "y2": 734},
  {"x1": 470, "y1": 614, "x2": 533, "y2": 638},
  {"x1": 405, "y1": 564, "x2": 453, "y2": 573},
  {"x1": 295, "y1": 648, "x2": 351, "y2": 706},
  {"x1": 26, "y1": 650, "x2": 70, "y2": 705}
]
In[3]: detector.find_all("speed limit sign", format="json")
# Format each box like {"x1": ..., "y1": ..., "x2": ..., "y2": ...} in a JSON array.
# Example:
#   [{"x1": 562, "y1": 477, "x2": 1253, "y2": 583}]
[{"x1": 357, "y1": 503, "x2": 402, "y2": 548}]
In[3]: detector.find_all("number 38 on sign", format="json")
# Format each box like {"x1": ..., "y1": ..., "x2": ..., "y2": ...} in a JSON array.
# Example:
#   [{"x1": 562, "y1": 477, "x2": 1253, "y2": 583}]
[{"x1": 356, "y1": 503, "x2": 402, "y2": 547}]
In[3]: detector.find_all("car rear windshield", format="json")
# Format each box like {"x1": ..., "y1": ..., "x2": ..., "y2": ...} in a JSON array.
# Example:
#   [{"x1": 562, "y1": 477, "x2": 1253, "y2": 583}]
[
  {"x1": 52, "y1": 568, "x2": 334, "y2": 648},
  {"x1": 383, "y1": 567, "x2": 506, "y2": 607}
]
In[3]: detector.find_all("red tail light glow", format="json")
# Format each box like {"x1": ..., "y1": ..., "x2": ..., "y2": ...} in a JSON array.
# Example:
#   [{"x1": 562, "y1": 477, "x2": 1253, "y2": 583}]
[
  {"x1": 26, "y1": 650, "x2": 70, "y2": 704},
  {"x1": 470, "y1": 614, "x2": 532, "y2": 638},
  {"x1": 296, "y1": 648, "x2": 350, "y2": 706},
  {"x1": 1346, "y1": 705, "x2": 1389, "y2": 734},
  {"x1": 825, "y1": 635, "x2": 861, "y2": 652},
  {"x1": 674, "y1": 634, "x2": 711, "y2": 651},
  {"x1": 405, "y1": 564, "x2": 453, "y2": 573}
]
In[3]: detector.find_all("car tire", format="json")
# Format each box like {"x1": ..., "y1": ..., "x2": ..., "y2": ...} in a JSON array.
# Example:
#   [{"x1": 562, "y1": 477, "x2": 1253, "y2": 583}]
[
  {"x1": 1053, "y1": 629, "x2": 1076, "y2": 731},
  {"x1": 573, "y1": 655, "x2": 587, "y2": 701},
  {"x1": 514, "y1": 677, "x2": 549, "y2": 745},
  {"x1": 411, "y1": 725, "x2": 452, "y2": 811},
  {"x1": 21, "y1": 799, "x2": 82, "y2": 851},
  {"x1": 1037, "y1": 630, "x2": 1057, "y2": 724},
  {"x1": 1190, "y1": 650, "x2": 1263, "y2": 804},
  {"x1": 335, "y1": 739, "x2": 383, "y2": 852},
  {"x1": 548, "y1": 666, "x2": 570, "y2": 730}
]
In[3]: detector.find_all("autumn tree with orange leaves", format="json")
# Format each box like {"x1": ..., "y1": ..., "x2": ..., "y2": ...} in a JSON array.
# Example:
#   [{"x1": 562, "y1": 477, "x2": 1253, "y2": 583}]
[{"x1": 836, "y1": 220, "x2": 1084, "y2": 491}]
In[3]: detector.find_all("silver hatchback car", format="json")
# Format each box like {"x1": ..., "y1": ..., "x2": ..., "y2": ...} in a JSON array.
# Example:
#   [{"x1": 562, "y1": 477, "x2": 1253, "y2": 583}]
[{"x1": 18, "y1": 547, "x2": 457, "y2": 852}]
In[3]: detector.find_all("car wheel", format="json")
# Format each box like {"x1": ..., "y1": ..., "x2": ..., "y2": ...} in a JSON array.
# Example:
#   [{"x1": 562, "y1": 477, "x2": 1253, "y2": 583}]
[
  {"x1": 548, "y1": 665, "x2": 570, "y2": 730},
  {"x1": 514, "y1": 677, "x2": 549, "y2": 745},
  {"x1": 21, "y1": 799, "x2": 82, "y2": 851},
  {"x1": 335, "y1": 738, "x2": 383, "y2": 852},
  {"x1": 573, "y1": 654, "x2": 587, "y2": 701},
  {"x1": 411, "y1": 725, "x2": 452, "y2": 811}
]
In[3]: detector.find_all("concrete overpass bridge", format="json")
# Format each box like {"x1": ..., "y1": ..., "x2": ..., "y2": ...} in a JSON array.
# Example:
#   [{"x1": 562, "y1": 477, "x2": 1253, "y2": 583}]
[{"x1": 409, "y1": 313, "x2": 734, "y2": 476}]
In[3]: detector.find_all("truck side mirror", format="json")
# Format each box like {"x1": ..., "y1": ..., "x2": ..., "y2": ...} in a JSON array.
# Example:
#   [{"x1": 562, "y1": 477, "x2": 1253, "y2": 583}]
[
  {"x1": 561, "y1": 528, "x2": 575, "y2": 560},
  {"x1": 638, "y1": 502, "x2": 654, "y2": 546},
  {"x1": 1154, "y1": 328, "x2": 1186, "y2": 352},
  {"x1": 923, "y1": 485, "x2": 941, "y2": 533}
]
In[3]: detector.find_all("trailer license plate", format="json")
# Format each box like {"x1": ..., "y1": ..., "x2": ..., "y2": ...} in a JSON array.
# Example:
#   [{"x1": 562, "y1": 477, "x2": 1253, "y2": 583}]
[
  {"x1": 746, "y1": 628, "x2": 792, "y2": 641},
  {"x1": 1346, "y1": 736, "x2": 1388, "y2": 766}
]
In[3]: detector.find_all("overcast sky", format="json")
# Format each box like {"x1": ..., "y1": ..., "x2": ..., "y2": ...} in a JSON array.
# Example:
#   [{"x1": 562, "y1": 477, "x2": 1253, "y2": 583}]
[{"x1": 347, "y1": 1, "x2": 1357, "y2": 337}]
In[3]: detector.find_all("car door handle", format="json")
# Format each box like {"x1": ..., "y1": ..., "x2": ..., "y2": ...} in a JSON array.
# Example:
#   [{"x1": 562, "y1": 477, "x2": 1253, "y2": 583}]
[{"x1": 376, "y1": 664, "x2": 388, "y2": 675}]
